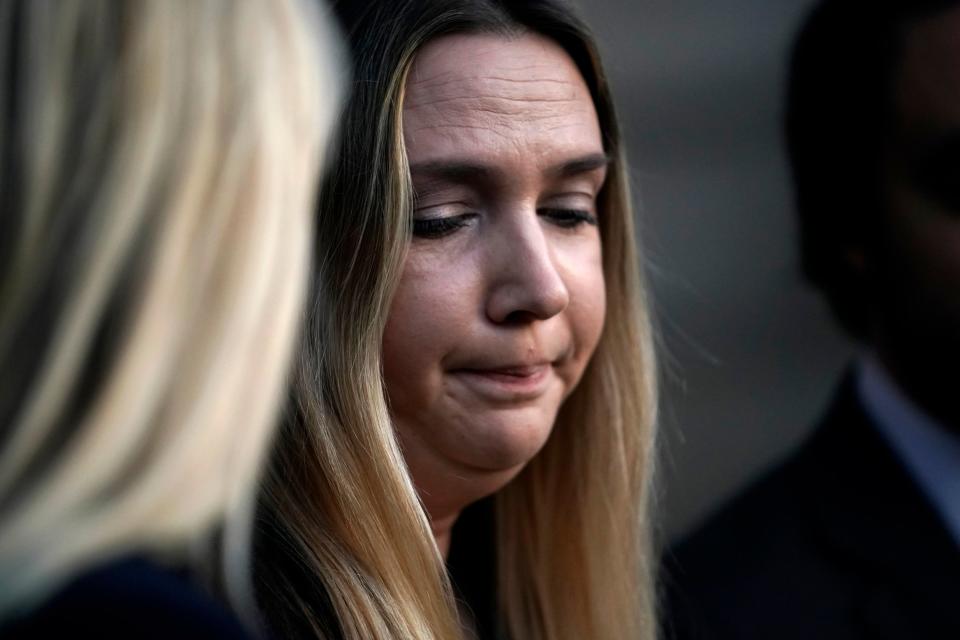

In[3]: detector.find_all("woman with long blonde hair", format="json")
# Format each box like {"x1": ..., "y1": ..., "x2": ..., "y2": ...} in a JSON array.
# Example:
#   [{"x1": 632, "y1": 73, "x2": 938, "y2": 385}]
[
  {"x1": 0, "y1": 0, "x2": 339, "y2": 635},
  {"x1": 255, "y1": 1, "x2": 658, "y2": 639}
]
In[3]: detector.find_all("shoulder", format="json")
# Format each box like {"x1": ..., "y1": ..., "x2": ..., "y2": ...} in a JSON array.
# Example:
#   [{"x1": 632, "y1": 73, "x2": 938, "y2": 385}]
[
  {"x1": 662, "y1": 380, "x2": 869, "y2": 639},
  {"x1": 667, "y1": 378, "x2": 869, "y2": 567},
  {"x1": 1, "y1": 556, "x2": 255, "y2": 640},
  {"x1": 663, "y1": 443, "x2": 831, "y2": 628}
]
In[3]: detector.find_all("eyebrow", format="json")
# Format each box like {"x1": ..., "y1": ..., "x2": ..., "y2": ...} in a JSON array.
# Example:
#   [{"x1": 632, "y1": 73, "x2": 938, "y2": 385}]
[
  {"x1": 548, "y1": 153, "x2": 610, "y2": 178},
  {"x1": 408, "y1": 152, "x2": 610, "y2": 185}
]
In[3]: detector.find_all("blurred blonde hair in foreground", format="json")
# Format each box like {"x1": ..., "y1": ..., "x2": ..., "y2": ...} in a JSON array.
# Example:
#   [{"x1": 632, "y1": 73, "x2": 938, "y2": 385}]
[{"x1": 0, "y1": 0, "x2": 340, "y2": 622}]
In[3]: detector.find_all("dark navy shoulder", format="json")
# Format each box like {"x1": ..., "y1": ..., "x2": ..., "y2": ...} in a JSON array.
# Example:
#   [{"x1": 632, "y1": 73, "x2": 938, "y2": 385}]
[{"x1": 1, "y1": 556, "x2": 255, "y2": 639}]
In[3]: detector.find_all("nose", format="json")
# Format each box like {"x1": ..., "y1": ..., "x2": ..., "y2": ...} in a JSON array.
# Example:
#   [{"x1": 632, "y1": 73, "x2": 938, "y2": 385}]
[{"x1": 485, "y1": 215, "x2": 570, "y2": 324}]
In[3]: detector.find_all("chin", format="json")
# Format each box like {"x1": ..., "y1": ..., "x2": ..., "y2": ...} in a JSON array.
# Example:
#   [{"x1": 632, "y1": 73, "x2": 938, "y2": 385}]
[
  {"x1": 397, "y1": 403, "x2": 563, "y2": 514},
  {"x1": 458, "y1": 411, "x2": 556, "y2": 473}
]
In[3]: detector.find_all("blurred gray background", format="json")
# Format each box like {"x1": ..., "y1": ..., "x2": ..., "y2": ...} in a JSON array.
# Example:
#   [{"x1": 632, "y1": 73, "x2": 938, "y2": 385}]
[{"x1": 578, "y1": 0, "x2": 856, "y2": 542}]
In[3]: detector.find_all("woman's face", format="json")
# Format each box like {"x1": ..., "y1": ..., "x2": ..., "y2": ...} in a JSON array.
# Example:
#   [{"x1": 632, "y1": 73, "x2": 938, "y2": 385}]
[{"x1": 383, "y1": 32, "x2": 607, "y2": 516}]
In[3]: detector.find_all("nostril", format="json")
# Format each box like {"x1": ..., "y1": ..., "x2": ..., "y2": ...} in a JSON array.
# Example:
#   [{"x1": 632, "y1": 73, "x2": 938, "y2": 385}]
[
  {"x1": 502, "y1": 309, "x2": 541, "y2": 325},
  {"x1": 487, "y1": 276, "x2": 569, "y2": 324}
]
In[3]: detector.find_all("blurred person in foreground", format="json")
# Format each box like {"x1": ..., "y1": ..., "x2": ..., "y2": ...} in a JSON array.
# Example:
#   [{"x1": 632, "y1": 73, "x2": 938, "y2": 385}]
[
  {"x1": 664, "y1": 0, "x2": 960, "y2": 638},
  {"x1": 0, "y1": 1, "x2": 340, "y2": 637}
]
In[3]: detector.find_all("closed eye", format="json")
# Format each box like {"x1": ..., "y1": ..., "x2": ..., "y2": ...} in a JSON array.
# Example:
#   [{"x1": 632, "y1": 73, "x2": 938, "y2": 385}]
[
  {"x1": 412, "y1": 213, "x2": 476, "y2": 238},
  {"x1": 539, "y1": 208, "x2": 598, "y2": 228}
]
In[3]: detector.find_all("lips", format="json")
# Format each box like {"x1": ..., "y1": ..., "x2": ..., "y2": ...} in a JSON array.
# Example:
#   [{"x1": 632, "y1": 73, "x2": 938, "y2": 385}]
[{"x1": 449, "y1": 362, "x2": 553, "y2": 402}]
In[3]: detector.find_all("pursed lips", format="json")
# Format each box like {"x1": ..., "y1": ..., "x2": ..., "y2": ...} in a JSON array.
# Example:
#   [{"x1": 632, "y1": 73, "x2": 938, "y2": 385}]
[
  {"x1": 461, "y1": 363, "x2": 549, "y2": 377},
  {"x1": 447, "y1": 361, "x2": 555, "y2": 402}
]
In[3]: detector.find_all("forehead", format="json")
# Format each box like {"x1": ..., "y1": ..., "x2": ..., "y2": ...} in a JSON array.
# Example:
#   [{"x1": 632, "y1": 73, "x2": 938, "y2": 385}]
[
  {"x1": 896, "y1": 6, "x2": 960, "y2": 132},
  {"x1": 402, "y1": 32, "x2": 602, "y2": 166}
]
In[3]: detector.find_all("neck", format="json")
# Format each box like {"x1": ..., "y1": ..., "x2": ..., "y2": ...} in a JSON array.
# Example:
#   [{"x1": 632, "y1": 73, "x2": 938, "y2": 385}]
[{"x1": 429, "y1": 509, "x2": 460, "y2": 559}]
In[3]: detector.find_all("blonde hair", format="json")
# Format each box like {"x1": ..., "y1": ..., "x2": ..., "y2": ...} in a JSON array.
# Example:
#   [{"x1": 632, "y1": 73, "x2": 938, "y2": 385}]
[
  {"x1": 255, "y1": 1, "x2": 657, "y2": 639},
  {"x1": 0, "y1": 0, "x2": 339, "y2": 623}
]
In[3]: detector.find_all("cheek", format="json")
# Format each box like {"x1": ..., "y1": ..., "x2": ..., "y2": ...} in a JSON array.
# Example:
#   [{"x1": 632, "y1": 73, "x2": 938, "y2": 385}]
[
  {"x1": 903, "y1": 221, "x2": 960, "y2": 327},
  {"x1": 564, "y1": 244, "x2": 607, "y2": 377},
  {"x1": 886, "y1": 190, "x2": 960, "y2": 298},
  {"x1": 878, "y1": 189, "x2": 960, "y2": 345},
  {"x1": 382, "y1": 267, "x2": 438, "y2": 398},
  {"x1": 381, "y1": 252, "x2": 477, "y2": 411},
  {"x1": 577, "y1": 265, "x2": 607, "y2": 351}
]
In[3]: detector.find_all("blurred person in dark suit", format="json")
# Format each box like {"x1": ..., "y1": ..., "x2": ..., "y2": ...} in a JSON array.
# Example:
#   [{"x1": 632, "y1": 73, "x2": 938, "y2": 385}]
[{"x1": 663, "y1": 1, "x2": 960, "y2": 638}]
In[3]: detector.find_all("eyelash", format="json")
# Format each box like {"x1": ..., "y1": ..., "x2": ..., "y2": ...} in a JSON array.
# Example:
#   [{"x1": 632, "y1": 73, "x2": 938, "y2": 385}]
[
  {"x1": 412, "y1": 215, "x2": 474, "y2": 238},
  {"x1": 412, "y1": 209, "x2": 598, "y2": 239},
  {"x1": 540, "y1": 208, "x2": 599, "y2": 228}
]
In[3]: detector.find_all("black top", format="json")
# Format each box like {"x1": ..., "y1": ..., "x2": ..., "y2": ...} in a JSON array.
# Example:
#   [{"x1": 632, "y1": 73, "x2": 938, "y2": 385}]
[
  {"x1": 448, "y1": 496, "x2": 500, "y2": 639},
  {"x1": 663, "y1": 375, "x2": 960, "y2": 640},
  {"x1": 0, "y1": 556, "x2": 254, "y2": 639}
]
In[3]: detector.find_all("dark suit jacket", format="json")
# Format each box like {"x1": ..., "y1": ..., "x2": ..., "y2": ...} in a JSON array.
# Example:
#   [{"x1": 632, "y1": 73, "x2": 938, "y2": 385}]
[
  {"x1": 1, "y1": 556, "x2": 255, "y2": 639},
  {"x1": 663, "y1": 376, "x2": 960, "y2": 639}
]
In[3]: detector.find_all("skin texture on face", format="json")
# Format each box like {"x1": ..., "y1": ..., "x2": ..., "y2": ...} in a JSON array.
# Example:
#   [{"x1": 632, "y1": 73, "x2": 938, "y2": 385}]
[
  {"x1": 874, "y1": 6, "x2": 960, "y2": 430},
  {"x1": 382, "y1": 32, "x2": 607, "y2": 552}
]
